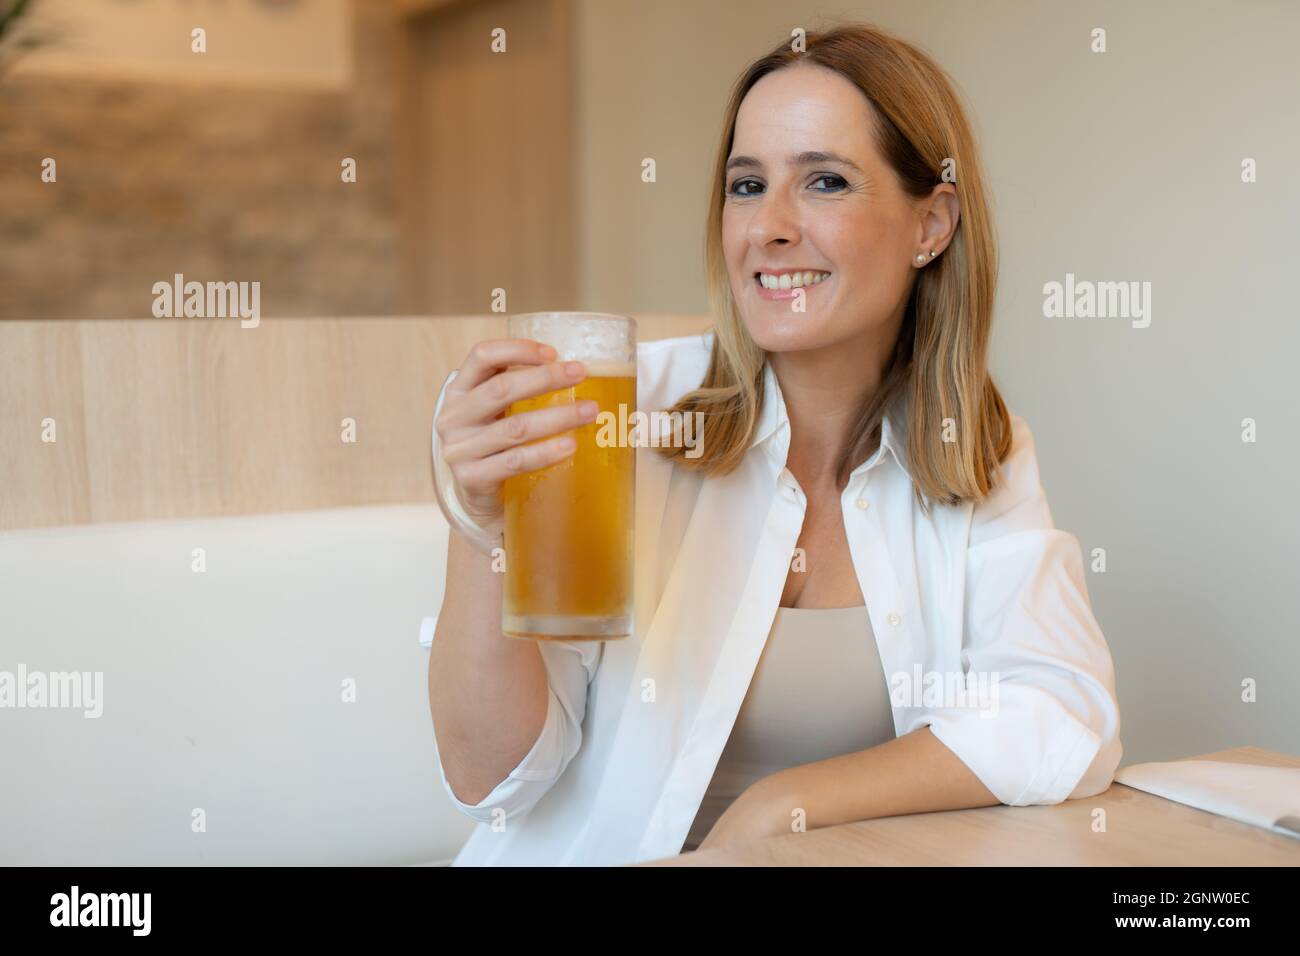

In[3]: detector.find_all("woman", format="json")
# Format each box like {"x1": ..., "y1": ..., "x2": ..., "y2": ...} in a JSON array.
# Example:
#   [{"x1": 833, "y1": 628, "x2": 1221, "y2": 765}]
[{"x1": 427, "y1": 24, "x2": 1121, "y2": 866}]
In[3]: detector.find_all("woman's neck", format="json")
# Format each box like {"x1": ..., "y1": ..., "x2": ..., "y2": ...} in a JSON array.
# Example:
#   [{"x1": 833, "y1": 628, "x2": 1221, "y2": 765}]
[{"x1": 769, "y1": 330, "x2": 895, "y2": 491}]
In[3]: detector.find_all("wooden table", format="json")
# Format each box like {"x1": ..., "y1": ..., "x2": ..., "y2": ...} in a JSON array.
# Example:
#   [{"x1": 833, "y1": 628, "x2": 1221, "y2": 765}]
[{"x1": 639, "y1": 746, "x2": 1300, "y2": 866}]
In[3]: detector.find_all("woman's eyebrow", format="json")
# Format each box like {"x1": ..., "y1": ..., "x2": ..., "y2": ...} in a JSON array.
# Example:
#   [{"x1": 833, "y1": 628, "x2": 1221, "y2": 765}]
[{"x1": 725, "y1": 150, "x2": 864, "y2": 174}]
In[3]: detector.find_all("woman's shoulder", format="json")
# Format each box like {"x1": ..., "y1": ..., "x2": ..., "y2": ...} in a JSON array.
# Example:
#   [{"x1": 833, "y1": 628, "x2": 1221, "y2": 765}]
[
  {"x1": 968, "y1": 410, "x2": 1055, "y2": 540},
  {"x1": 637, "y1": 328, "x2": 714, "y2": 408}
]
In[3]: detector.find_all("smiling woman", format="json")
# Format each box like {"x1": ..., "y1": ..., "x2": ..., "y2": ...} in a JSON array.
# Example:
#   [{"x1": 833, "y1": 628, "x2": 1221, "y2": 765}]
[
  {"x1": 656, "y1": 27, "x2": 1002, "y2": 508},
  {"x1": 429, "y1": 22, "x2": 1121, "y2": 867}
]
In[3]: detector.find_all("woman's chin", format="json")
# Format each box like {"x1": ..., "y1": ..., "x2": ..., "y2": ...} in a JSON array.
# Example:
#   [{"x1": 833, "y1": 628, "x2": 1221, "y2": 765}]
[{"x1": 741, "y1": 317, "x2": 837, "y2": 354}]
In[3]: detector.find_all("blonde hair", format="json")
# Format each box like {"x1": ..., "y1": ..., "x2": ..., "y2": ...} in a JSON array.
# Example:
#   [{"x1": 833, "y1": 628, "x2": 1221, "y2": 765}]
[{"x1": 654, "y1": 23, "x2": 1012, "y2": 508}]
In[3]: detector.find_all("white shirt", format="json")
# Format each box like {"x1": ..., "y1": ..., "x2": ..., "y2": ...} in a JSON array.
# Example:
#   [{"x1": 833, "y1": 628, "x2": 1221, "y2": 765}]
[{"x1": 427, "y1": 330, "x2": 1123, "y2": 866}]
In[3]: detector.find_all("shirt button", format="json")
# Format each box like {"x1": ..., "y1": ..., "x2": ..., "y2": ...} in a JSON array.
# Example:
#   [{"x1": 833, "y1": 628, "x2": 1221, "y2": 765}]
[
  {"x1": 855, "y1": 498, "x2": 869, "y2": 510},
  {"x1": 887, "y1": 612, "x2": 902, "y2": 627}
]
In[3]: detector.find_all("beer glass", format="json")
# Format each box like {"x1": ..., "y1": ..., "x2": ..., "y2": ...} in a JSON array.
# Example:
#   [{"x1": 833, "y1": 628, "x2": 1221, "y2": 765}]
[{"x1": 502, "y1": 312, "x2": 636, "y2": 641}]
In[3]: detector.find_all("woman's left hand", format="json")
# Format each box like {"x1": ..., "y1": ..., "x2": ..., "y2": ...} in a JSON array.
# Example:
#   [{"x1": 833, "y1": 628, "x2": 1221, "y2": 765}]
[{"x1": 696, "y1": 776, "x2": 802, "y2": 851}]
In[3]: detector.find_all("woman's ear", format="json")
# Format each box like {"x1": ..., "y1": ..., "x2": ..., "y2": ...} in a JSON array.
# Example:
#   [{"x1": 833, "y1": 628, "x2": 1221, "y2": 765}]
[{"x1": 919, "y1": 182, "x2": 959, "y2": 254}]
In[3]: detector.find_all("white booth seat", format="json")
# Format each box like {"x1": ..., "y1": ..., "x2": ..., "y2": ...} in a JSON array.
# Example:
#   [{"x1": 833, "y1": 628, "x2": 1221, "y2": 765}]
[{"x1": 0, "y1": 504, "x2": 472, "y2": 866}]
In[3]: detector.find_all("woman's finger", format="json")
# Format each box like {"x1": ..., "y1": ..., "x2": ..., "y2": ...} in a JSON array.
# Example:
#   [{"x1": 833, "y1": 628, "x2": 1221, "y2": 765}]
[
  {"x1": 453, "y1": 338, "x2": 556, "y2": 393},
  {"x1": 453, "y1": 431, "x2": 581, "y2": 495},
  {"x1": 447, "y1": 399, "x2": 600, "y2": 464},
  {"x1": 452, "y1": 359, "x2": 588, "y2": 428}
]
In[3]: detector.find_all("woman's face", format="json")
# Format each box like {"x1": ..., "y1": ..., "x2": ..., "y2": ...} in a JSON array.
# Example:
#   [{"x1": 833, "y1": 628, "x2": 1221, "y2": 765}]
[{"x1": 722, "y1": 64, "x2": 932, "y2": 355}]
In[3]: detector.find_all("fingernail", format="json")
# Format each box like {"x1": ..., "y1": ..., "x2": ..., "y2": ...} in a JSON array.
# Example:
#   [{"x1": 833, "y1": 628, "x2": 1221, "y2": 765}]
[
  {"x1": 539, "y1": 345, "x2": 557, "y2": 361},
  {"x1": 578, "y1": 400, "x2": 598, "y2": 417},
  {"x1": 565, "y1": 361, "x2": 585, "y2": 378}
]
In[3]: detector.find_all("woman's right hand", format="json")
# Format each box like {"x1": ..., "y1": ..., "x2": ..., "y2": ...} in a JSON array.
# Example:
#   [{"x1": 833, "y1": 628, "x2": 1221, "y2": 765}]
[{"x1": 435, "y1": 338, "x2": 598, "y2": 536}]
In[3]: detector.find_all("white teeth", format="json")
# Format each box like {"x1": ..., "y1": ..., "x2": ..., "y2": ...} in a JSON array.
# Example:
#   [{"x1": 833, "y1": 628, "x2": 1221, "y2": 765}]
[{"x1": 758, "y1": 271, "x2": 830, "y2": 290}]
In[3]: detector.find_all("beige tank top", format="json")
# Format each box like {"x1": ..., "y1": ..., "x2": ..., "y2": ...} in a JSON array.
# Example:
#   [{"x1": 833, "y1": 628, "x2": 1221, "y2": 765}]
[{"x1": 682, "y1": 604, "x2": 896, "y2": 851}]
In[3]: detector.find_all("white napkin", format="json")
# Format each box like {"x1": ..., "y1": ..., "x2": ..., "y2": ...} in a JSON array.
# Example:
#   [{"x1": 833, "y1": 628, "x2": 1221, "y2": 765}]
[{"x1": 1115, "y1": 759, "x2": 1300, "y2": 840}]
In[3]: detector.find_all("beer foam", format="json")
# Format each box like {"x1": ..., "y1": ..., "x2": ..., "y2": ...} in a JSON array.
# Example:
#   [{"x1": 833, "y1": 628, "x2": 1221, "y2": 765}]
[{"x1": 511, "y1": 313, "x2": 635, "y2": 366}]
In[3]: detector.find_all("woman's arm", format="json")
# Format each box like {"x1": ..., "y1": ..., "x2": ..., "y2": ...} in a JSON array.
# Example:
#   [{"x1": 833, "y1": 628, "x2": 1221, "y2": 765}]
[
  {"x1": 427, "y1": 340, "x2": 600, "y2": 811},
  {"x1": 700, "y1": 726, "x2": 998, "y2": 848},
  {"x1": 428, "y1": 528, "x2": 550, "y2": 806},
  {"x1": 784, "y1": 724, "x2": 999, "y2": 819}
]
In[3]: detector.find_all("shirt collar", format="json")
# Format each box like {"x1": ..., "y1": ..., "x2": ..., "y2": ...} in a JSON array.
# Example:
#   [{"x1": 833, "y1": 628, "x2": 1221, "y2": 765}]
[{"x1": 749, "y1": 357, "x2": 914, "y2": 483}]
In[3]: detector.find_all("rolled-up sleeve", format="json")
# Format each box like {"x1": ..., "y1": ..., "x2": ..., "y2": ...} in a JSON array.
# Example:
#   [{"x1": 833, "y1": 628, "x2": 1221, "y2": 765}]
[
  {"x1": 430, "y1": 635, "x2": 600, "y2": 824},
  {"x1": 921, "y1": 414, "x2": 1123, "y2": 806}
]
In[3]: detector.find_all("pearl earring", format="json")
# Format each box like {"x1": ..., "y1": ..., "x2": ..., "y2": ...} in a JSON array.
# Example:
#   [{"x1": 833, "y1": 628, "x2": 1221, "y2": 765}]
[{"x1": 915, "y1": 254, "x2": 925, "y2": 263}]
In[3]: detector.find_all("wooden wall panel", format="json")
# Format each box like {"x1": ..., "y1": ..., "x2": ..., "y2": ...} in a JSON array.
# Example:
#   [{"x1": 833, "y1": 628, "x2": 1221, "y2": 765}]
[
  {"x1": 399, "y1": 0, "x2": 577, "y2": 315},
  {"x1": 0, "y1": 315, "x2": 713, "y2": 531},
  {"x1": 0, "y1": 321, "x2": 93, "y2": 527}
]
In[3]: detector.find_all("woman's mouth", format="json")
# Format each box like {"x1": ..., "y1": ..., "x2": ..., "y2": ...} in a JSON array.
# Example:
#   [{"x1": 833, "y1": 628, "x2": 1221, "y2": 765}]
[{"x1": 753, "y1": 270, "x2": 831, "y2": 300}]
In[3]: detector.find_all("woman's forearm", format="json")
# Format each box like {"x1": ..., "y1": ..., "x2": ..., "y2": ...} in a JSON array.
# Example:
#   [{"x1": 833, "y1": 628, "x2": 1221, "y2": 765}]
[
  {"x1": 761, "y1": 726, "x2": 1000, "y2": 830},
  {"x1": 427, "y1": 528, "x2": 549, "y2": 806}
]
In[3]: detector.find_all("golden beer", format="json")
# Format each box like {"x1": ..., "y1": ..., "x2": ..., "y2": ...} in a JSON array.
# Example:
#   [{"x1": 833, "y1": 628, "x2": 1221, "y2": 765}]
[{"x1": 501, "y1": 314, "x2": 636, "y2": 641}]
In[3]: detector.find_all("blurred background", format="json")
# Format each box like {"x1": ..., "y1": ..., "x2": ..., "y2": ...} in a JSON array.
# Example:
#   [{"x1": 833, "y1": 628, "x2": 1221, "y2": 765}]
[{"x1": 1, "y1": 0, "x2": 1297, "y2": 865}]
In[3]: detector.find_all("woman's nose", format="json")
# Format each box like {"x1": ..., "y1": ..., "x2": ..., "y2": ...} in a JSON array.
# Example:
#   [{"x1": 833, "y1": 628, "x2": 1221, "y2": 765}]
[{"x1": 747, "y1": 190, "x2": 802, "y2": 247}]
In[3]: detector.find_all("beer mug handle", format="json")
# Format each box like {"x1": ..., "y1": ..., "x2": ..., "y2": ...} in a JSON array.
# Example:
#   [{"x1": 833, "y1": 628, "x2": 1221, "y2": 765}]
[{"x1": 431, "y1": 369, "x2": 504, "y2": 556}]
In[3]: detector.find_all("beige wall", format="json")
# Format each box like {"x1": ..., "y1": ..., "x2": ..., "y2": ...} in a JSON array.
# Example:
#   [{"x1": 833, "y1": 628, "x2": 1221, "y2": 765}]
[{"x1": 567, "y1": 0, "x2": 1300, "y2": 769}]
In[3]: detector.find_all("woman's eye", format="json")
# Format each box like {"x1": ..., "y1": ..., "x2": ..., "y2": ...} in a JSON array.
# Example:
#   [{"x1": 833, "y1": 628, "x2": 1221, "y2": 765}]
[
  {"x1": 811, "y1": 174, "x2": 847, "y2": 192},
  {"x1": 728, "y1": 179, "x2": 762, "y2": 197}
]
